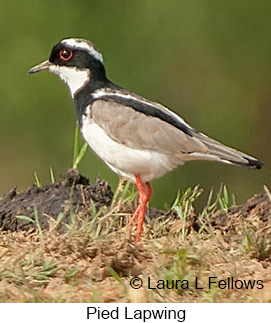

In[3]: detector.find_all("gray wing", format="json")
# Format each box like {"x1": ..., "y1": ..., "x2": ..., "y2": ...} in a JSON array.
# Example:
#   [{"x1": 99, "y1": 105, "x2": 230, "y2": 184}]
[
  {"x1": 91, "y1": 99, "x2": 262, "y2": 169},
  {"x1": 91, "y1": 100, "x2": 206, "y2": 154}
]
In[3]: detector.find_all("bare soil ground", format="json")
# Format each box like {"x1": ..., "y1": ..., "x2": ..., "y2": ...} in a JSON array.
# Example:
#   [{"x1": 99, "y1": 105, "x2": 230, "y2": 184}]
[{"x1": 0, "y1": 170, "x2": 270, "y2": 302}]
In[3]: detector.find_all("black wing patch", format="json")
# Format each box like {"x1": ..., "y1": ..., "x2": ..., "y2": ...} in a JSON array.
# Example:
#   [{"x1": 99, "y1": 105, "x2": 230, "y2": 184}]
[{"x1": 92, "y1": 94, "x2": 195, "y2": 137}]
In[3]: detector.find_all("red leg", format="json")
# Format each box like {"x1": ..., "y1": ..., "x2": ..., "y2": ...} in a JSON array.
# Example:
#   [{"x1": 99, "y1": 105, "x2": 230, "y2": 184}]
[
  {"x1": 128, "y1": 175, "x2": 153, "y2": 242},
  {"x1": 128, "y1": 175, "x2": 145, "y2": 227},
  {"x1": 128, "y1": 204, "x2": 140, "y2": 227}
]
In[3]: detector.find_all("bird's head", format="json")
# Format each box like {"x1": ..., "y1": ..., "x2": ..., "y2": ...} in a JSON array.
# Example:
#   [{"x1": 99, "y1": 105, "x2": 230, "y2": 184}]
[{"x1": 29, "y1": 38, "x2": 106, "y2": 97}]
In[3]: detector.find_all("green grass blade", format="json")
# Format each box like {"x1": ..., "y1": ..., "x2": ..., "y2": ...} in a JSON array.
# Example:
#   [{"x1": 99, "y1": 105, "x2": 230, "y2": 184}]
[
  {"x1": 72, "y1": 123, "x2": 88, "y2": 169},
  {"x1": 73, "y1": 142, "x2": 88, "y2": 169},
  {"x1": 15, "y1": 215, "x2": 35, "y2": 223},
  {"x1": 73, "y1": 123, "x2": 80, "y2": 168},
  {"x1": 34, "y1": 172, "x2": 41, "y2": 188},
  {"x1": 106, "y1": 265, "x2": 121, "y2": 283},
  {"x1": 34, "y1": 207, "x2": 42, "y2": 237},
  {"x1": 49, "y1": 167, "x2": 55, "y2": 183}
]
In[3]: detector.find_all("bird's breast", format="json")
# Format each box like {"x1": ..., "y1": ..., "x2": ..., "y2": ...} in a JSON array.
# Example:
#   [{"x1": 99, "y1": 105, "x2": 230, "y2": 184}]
[{"x1": 80, "y1": 109, "x2": 178, "y2": 182}]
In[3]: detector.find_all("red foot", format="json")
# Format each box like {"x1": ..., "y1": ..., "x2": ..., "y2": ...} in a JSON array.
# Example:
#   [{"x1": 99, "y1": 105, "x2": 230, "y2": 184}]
[{"x1": 128, "y1": 175, "x2": 153, "y2": 242}]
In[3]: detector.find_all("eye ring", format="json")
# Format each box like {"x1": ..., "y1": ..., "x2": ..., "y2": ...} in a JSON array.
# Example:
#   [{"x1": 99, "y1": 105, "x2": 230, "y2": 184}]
[{"x1": 59, "y1": 48, "x2": 73, "y2": 61}]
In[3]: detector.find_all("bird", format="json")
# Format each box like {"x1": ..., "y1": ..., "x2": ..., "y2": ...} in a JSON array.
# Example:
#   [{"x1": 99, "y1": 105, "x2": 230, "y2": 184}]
[{"x1": 29, "y1": 38, "x2": 263, "y2": 242}]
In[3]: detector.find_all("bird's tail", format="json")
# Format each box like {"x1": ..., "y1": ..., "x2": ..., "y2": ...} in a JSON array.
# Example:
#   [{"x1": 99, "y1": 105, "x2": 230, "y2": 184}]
[{"x1": 185, "y1": 131, "x2": 263, "y2": 169}]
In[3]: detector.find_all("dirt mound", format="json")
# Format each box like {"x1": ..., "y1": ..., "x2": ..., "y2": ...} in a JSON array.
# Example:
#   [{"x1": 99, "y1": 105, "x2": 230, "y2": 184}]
[
  {"x1": 0, "y1": 172, "x2": 271, "y2": 302},
  {"x1": 210, "y1": 192, "x2": 271, "y2": 260},
  {"x1": 0, "y1": 169, "x2": 113, "y2": 232},
  {"x1": 211, "y1": 193, "x2": 271, "y2": 230},
  {"x1": 1, "y1": 170, "x2": 270, "y2": 242}
]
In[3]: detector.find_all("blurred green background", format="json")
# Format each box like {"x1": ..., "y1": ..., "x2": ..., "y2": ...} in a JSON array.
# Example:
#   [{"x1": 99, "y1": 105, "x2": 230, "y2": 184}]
[{"x1": 0, "y1": 0, "x2": 270, "y2": 209}]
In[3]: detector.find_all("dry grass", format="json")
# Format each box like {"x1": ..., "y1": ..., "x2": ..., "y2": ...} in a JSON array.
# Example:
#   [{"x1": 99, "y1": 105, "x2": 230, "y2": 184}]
[{"x1": 0, "y1": 185, "x2": 271, "y2": 303}]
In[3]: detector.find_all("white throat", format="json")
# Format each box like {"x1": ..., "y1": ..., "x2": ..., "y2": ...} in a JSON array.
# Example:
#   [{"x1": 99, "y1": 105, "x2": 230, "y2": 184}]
[{"x1": 49, "y1": 65, "x2": 90, "y2": 98}]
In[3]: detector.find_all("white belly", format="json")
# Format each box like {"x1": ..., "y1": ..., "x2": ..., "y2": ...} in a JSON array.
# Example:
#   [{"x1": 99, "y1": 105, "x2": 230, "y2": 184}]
[{"x1": 81, "y1": 117, "x2": 179, "y2": 183}]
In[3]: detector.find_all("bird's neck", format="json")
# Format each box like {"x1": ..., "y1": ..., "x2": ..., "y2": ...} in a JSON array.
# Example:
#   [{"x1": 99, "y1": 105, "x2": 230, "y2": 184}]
[{"x1": 73, "y1": 77, "x2": 119, "y2": 126}]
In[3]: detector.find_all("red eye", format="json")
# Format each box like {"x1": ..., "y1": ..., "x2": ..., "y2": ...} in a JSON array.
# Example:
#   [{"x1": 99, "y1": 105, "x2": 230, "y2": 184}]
[{"x1": 59, "y1": 48, "x2": 73, "y2": 61}]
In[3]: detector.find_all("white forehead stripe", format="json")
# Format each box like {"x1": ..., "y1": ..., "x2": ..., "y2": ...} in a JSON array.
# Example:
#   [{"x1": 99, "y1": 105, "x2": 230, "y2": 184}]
[{"x1": 61, "y1": 38, "x2": 103, "y2": 63}]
